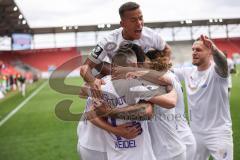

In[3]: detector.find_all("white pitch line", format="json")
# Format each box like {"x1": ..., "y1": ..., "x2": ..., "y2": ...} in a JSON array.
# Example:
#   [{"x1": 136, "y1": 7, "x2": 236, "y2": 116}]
[{"x1": 0, "y1": 81, "x2": 47, "y2": 127}]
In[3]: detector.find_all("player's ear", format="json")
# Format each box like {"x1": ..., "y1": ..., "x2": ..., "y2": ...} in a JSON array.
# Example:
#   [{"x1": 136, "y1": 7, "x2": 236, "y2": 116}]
[{"x1": 120, "y1": 20, "x2": 124, "y2": 27}]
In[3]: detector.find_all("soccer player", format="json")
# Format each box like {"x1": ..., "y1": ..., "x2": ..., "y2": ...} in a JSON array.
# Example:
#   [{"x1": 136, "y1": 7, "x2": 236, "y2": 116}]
[
  {"x1": 77, "y1": 44, "x2": 171, "y2": 160},
  {"x1": 97, "y1": 47, "x2": 177, "y2": 160},
  {"x1": 173, "y1": 35, "x2": 233, "y2": 160},
  {"x1": 114, "y1": 49, "x2": 191, "y2": 160},
  {"x1": 77, "y1": 96, "x2": 144, "y2": 160},
  {"x1": 80, "y1": 1, "x2": 171, "y2": 98},
  {"x1": 146, "y1": 50, "x2": 196, "y2": 160}
]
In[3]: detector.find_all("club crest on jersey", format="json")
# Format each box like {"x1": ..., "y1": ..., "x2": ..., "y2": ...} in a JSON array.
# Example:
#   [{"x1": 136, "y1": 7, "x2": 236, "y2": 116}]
[{"x1": 91, "y1": 45, "x2": 103, "y2": 59}]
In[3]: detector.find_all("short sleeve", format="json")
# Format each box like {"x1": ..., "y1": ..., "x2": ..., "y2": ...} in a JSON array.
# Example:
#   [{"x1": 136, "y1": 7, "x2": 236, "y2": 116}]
[
  {"x1": 88, "y1": 39, "x2": 108, "y2": 64},
  {"x1": 152, "y1": 31, "x2": 166, "y2": 51}
]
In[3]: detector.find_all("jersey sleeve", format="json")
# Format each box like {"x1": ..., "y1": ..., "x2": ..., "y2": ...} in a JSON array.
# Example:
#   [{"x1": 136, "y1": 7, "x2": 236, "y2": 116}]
[
  {"x1": 88, "y1": 38, "x2": 108, "y2": 64},
  {"x1": 151, "y1": 31, "x2": 166, "y2": 51},
  {"x1": 173, "y1": 67, "x2": 185, "y2": 81}
]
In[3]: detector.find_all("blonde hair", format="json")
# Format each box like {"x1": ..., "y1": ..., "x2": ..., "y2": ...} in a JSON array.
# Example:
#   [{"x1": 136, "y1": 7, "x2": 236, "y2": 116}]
[{"x1": 146, "y1": 49, "x2": 172, "y2": 71}]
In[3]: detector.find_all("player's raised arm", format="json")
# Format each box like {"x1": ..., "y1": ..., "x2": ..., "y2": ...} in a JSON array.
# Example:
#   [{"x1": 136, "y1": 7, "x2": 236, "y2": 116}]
[{"x1": 200, "y1": 35, "x2": 228, "y2": 78}]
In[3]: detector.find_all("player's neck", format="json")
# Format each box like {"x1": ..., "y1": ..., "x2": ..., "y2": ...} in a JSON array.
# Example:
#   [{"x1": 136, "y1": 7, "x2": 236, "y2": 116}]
[
  {"x1": 197, "y1": 61, "x2": 211, "y2": 71},
  {"x1": 122, "y1": 29, "x2": 134, "y2": 41}
]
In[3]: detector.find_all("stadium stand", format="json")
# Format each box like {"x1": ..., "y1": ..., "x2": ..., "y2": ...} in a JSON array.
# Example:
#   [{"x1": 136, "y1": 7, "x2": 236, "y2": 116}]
[
  {"x1": 0, "y1": 47, "x2": 80, "y2": 71},
  {"x1": 213, "y1": 38, "x2": 240, "y2": 58},
  {"x1": 169, "y1": 41, "x2": 193, "y2": 64}
]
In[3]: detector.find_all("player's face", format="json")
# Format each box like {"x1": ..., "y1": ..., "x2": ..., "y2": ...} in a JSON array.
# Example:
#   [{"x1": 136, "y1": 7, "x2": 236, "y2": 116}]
[
  {"x1": 121, "y1": 8, "x2": 144, "y2": 40},
  {"x1": 192, "y1": 41, "x2": 211, "y2": 66}
]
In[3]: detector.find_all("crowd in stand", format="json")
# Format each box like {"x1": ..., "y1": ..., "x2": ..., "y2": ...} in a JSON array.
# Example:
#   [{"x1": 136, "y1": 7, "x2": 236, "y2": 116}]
[{"x1": 0, "y1": 62, "x2": 34, "y2": 99}]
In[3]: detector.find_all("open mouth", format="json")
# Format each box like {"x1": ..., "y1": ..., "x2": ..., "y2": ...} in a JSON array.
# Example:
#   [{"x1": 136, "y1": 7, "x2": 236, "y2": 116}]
[
  {"x1": 192, "y1": 56, "x2": 199, "y2": 60},
  {"x1": 135, "y1": 29, "x2": 142, "y2": 34}
]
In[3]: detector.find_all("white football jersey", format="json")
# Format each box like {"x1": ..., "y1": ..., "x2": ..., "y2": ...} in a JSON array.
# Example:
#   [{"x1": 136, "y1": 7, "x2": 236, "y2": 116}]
[
  {"x1": 101, "y1": 75, "x2": 166, "y2": 160},
  {"x1": 168, "y1": 71, "x2": 193, "y2": 135},
  {"x1": 77, "y1": 97, "x2": 107, "y2": 152},
  {"x1": 174, "y1": 63, "x2": 232, "y2": 133},
  {"x1": 88, "y1": 27, "x2": 166, "y2": 64},
  {"x1": 148, "y1": 71, "x2": 186, "y2": 159}
]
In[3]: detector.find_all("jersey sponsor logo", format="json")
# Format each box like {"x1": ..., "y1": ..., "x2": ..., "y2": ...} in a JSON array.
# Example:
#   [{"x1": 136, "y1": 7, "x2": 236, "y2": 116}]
[
  {"x1": 115, "y1": 140, "x2": 137, "y2": 149},
  {"x1": 110, "y1": 119, "x2": 139, "y2": 149},
  {"x1": 91, "y1": 45, "x2": 103, "y2": 59},
  {"x1": 102, "y1": 94, "x2": 126, "y2": 106}
]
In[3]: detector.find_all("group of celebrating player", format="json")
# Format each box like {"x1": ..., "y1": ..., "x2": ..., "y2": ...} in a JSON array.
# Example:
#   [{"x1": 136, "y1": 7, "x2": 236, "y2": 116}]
[{"x1": 77, "y1": 2, "x2": 233, "y2": 160}]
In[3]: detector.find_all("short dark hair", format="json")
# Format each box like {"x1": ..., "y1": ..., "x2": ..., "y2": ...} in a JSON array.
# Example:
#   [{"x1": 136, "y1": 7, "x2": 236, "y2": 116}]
[
  {"x1": 119, "y1": 2, "x2": 140, "y2": 19},
  {"x1": 112, "y1": 45, "x2": 137, "y2": 67},
  {"x1": 123, "y1": 43, "x2": 145, "y2": 63}
]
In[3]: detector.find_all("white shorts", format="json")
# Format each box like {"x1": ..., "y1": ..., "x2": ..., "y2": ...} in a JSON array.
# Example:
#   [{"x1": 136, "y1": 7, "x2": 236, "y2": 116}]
[
  {"x1": 193, "y1": 131, "x2": 233, "y2": 160},
  {"x1": 77, "y1": 145, "x2": 107, "y2": 160},
  {"x1": 178, "y1": 130, "x2": 196, "y2": 160}
]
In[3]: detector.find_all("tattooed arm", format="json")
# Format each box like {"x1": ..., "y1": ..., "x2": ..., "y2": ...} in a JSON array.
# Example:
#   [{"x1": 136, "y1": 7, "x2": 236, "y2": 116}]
[
  {"x1": 94, "y1": 101, "x2": 154, "y2": 121},
  {"x1": 112, "y1": 66, "x2": 172, "y2": 86},
  {"x1": 212, "y1": 48, "x2": 228, "y2": 78},
  {"x1": 201, "y1": 35, "x2": 228, "y2": 78}
]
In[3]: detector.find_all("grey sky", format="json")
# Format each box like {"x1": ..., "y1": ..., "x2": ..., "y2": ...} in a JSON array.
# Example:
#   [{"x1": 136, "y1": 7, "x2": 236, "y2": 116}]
[{"x1": 15, "y1": 0, "x2": 240, "y2": 28}]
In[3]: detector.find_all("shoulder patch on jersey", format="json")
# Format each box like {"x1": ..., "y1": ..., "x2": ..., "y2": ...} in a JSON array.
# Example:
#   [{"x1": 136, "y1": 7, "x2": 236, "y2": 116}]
[
  {"x1": 91, "y1": 45, "x2": 103, "y2": 59},
  {"x1": 104, "y1": 42, "x2": 117, "y2": 52}
]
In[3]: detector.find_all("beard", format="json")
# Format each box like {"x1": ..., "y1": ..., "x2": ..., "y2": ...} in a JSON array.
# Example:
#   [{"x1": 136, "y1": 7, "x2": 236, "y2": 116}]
[{"x1": 192, "y1": 59, "x2": 201, "y2": 66}]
